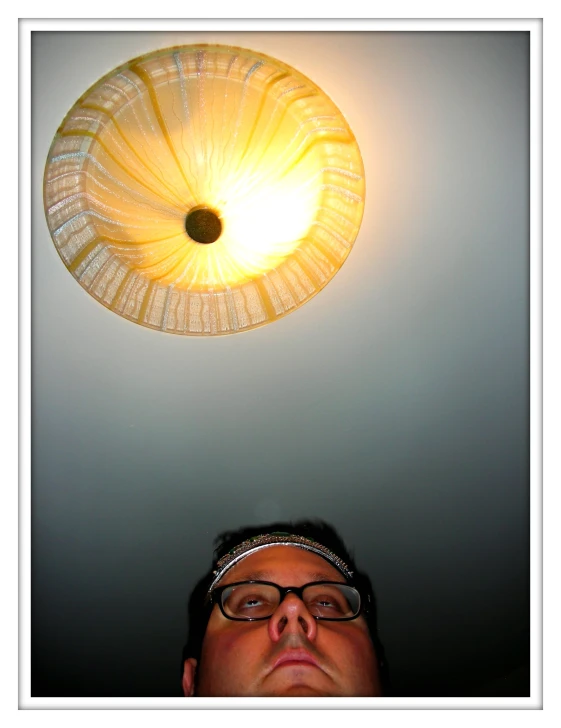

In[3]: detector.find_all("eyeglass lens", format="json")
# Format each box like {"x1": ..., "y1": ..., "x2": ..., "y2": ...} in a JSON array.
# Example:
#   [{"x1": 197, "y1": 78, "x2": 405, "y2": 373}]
[{"x1": 220, "y1": 582, "x2": 360, "y2": 620}]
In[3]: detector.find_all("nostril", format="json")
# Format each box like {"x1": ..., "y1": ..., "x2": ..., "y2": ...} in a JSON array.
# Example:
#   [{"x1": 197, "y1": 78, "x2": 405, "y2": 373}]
[{"x1": 298, "y1": 616, "x2": 309, "y2": 633}]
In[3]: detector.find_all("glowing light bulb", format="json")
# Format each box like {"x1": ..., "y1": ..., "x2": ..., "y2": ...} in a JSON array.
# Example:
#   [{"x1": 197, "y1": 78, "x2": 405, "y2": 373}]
[{"x1": 44, "y1": 44, "x2": 365, "y2": 335}]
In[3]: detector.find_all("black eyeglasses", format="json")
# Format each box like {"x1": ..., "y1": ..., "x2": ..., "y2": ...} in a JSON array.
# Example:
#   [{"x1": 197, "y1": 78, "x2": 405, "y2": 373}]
[{"x1": 209, "y1": 580, "x2": 362, "y2": 621}]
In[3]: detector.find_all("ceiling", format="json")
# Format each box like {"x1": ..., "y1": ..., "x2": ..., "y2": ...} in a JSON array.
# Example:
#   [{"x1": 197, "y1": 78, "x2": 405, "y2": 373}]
[{"x1": 31, "y1": 29, "x2": 530, "y2": 699}]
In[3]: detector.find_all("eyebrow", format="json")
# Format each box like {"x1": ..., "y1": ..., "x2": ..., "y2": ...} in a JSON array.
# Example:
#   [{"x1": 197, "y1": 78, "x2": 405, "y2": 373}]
[{"x1": 228, "y1": 570, "x2": 344, "y2": 583}]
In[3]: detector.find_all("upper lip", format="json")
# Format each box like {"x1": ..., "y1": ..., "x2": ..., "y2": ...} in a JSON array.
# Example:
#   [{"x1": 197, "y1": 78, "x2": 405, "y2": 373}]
[{"x1": 272, "y1": 649, "x2": 320, "y2": 669}]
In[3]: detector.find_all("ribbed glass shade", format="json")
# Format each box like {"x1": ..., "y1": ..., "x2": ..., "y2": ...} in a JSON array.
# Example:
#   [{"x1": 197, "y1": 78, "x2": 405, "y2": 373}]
[{"x1": 44, "y1": 45, "x2": 365, "y2": 335}]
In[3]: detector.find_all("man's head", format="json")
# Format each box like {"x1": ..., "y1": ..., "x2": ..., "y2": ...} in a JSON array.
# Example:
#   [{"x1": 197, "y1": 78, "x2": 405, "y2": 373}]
[{"x1": 182, "y1": 521, "x2": 388, "y2": 697}]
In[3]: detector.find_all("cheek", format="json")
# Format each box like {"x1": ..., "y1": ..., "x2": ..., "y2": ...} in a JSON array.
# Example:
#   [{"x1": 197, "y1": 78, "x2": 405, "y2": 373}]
[
  {"x1": 202, "y1": 627, "x2": 247, "y2": 673},
  {"x1": 318, "y1": 627, "x2": 381, "y2": 695},
  {"x1": 198, "y1": 622, "x2": 267, "y2": 695},
  {"x1": 204, "y1": 613, "x2": 265, "y2": 656}
]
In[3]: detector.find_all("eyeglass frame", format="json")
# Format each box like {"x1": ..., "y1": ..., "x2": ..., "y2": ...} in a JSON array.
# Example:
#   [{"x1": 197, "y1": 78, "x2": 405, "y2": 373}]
[{"x1": 208, "y1": 579, "x2": 364, "y2": 622}]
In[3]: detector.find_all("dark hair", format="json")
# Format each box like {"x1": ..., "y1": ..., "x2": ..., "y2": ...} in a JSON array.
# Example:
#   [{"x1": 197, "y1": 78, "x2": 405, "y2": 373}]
[{"x1": 182, "y1": 519, "x2": 390, "y2": 694}]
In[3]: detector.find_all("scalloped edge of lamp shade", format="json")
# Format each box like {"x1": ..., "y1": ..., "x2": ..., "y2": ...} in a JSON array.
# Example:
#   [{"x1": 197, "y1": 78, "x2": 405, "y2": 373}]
[{"x1": 43, "y1": 44, "x2": 365, "y2": 336}]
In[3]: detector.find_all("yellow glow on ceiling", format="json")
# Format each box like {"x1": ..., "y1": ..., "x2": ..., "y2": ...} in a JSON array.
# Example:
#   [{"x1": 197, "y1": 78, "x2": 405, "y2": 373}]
[{"x1": 44, "y1": 44, "x2": 365, "y2": 335}]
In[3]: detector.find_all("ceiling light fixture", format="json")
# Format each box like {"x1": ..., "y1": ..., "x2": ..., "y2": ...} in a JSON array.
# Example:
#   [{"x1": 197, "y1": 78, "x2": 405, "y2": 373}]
[{"x1": 43, "y1": 44, "x2": 365, "y2": 335}]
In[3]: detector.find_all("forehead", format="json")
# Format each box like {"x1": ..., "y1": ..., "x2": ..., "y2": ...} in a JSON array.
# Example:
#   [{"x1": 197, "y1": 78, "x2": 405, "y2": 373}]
[{"x1": 219, "y1": 545, "x2": 346, "y2": 586}]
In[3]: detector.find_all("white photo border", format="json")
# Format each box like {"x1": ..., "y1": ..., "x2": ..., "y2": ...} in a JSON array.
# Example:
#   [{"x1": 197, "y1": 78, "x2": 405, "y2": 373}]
[{"x1": 15, "y1": 8, "x2": 552, "y2": 723}]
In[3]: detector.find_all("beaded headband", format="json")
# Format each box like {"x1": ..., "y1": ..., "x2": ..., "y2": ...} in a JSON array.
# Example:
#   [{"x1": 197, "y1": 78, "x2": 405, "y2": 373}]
[{"x1": 208, "y1": 531, "x2": 354, "y2": 593}]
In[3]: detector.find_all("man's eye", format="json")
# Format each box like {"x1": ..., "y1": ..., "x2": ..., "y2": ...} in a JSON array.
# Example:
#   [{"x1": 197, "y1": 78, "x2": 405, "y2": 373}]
[
  {"x1": 242, "y1": 596, "x2": 263, "y2": 607},
  {"x1": 229, "y1": 591, "x2": 274, "y2": 614},
  {"x1": 309, "y1": 594, "x2": 346, "y2": 614}
]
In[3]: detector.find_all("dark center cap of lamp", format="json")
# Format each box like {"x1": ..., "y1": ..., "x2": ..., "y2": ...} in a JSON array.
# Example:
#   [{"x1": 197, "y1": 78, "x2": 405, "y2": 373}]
[{"x1": 185, "y1": 206, "x2": 222, "y2": 244}]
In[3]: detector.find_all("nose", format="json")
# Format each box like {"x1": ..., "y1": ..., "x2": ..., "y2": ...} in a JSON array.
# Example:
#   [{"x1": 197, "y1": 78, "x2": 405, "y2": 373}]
[{"x1": 267, "y1": 592, "x2": 318, "y2": 642}]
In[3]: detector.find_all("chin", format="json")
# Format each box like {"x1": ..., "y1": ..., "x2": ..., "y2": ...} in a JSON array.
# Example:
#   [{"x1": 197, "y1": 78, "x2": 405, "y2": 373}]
[{"x1": 264, "y1": 684, "x2": 335, "y2": 697}]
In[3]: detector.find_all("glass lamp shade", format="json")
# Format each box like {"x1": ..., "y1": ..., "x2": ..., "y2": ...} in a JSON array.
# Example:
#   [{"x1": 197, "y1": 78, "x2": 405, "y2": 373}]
[{"x1": 43, "y1": 45, "x2": 365, "y2": 335}]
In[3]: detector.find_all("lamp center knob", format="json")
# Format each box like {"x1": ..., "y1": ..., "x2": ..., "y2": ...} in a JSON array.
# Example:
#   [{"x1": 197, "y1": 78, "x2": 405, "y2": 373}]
[{"x1": 185, "y1": 207, "x2": 222, "y2": 244}]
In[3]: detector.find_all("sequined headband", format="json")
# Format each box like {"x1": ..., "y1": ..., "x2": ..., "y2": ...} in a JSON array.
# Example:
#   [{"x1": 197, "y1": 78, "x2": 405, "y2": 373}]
[{"x1": 208, "y1": 531, "x2": 354, "y2": 593}]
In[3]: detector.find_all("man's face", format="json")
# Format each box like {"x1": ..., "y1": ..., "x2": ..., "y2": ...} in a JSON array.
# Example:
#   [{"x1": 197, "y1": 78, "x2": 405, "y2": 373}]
[{"x1": 186, "y1": 545, "x2": 381, "y2": 697}]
